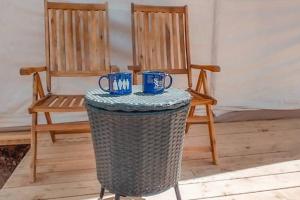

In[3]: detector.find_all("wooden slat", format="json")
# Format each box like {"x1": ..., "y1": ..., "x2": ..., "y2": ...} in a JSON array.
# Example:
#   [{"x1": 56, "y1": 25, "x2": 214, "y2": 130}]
[
  {"x1": 137, "y1": 12, "x2": 144, "y2": 68},
  {"x1": 49, "y1": 9, "x2": 58, "y2": 71},
  {"x1": 103, "y1": 8, "x2": 110, "y2": 71},
  {"x1": 45, "y1": 0, "x2": 51, "y2": 93},
  {"x1": 0, "y1": 132, "x2": 30, "y2": 146},
  {"x1": 43, "y1": 95, "x2": 58, "y2": 106},
  {"x1": 143, "y1": 12, "x2": 149, "y2": 67},
  {"x1": 133, "y1": 4, "x2": 186, "y2": 13},
  {"x1": 52, "y1": 96, "x2": 66, "y2": 107},
  {"x1": 159, "y1": 12, "x2": 166, "y2": 69},
  {"x1": 61, "y1": 96, "x2": 75, "y2": 107},
  {"x1": 50, "y1": 71, "x2": 109, "y2": 77},
  {"x1": 65, "y1": 10, "x2": 74, "y2": 71},
  {"x1": 98, "y1": 11, "x2": 105, "y2": 71},
  {"x1": 74, "y1": 11, "x2": 82, "y2": 71},
  {"x1": 165, "y1": 13, "x2": 172, "y2": 69},
  {"x1": 178, "y1": 13, "x2": 186, "y2": 69},
  {"x1": 47, "y1": 2, "x2": 106, "y2": 11},
  {"x1": 73, "y1": 96, "x2": 83, "y2": 107},
  {"x1": 154, "y1": 13, "x2": 161, "y2": 69},
  {"x1": 82, "y1": 11, "x2": 89, "y2": 71},
  {"x1": 57, "y1": 9, "x2": 66, "y2": 71},
  {"x1": 187, "y1": 116, "x2": 209, "y2": 124},
  {"x1": 172, "y1": 13, "x2": 179, "y2": 69},
  {"x1": 149, "y1": 12, "x2": 156, "y2": 69},
  {"x1": 34, "y1": 122, "x2": 90, "y2": 132}
]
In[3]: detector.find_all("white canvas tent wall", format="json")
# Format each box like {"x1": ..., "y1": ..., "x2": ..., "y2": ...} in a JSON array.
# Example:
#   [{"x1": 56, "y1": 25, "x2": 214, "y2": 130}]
[{"x1": 0, "y1": 0, "x2": 300, "y2": 128}]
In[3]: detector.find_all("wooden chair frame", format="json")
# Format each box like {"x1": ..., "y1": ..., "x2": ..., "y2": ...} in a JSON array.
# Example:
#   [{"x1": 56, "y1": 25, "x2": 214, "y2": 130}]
[
  {"x1": 129, "y1": 3, "x2": 220, "y2": 164},
  {"x1": 20, "y1": 1, "x2": 118, "y2": 182}
]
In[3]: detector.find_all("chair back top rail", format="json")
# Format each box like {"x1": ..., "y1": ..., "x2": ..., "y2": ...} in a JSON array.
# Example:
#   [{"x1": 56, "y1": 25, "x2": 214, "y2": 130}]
[
  {"x1": 44, "y1": 1, "x2": 111, "y2": 91},
  {"x1": 131, "y1": 3, "x2": 191, "y2": 77}
]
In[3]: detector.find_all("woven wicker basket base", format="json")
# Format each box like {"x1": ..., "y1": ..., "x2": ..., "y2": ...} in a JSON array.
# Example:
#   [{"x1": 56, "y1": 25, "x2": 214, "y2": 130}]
[{"x1": 87, "y1": 104, "x2": 189, "y2": 196}]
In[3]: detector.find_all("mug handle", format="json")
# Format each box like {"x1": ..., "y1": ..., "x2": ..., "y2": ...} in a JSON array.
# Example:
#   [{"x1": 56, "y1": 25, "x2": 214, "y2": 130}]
[
  {"x1": 164, "y1": 74, "x2": 173, "y2": 89},
  {"x1": 98, "y1": 75, "x2": 110, "y2": 92}
]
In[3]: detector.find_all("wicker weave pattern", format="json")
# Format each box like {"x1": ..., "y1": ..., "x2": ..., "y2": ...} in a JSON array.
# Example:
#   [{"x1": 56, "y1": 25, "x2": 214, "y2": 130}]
[
  {"x1": 86, "y1": 104, "x2": 189, "y2": 196},
  {"x1": 85, "y1": 86, "x2": 191, "y2": 112}
]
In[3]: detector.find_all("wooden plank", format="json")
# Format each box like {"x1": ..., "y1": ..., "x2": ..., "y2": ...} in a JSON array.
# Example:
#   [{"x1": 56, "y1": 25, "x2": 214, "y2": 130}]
[
  {"x1": 187, "y1": 116, "x2": 209, "y2": 123},
  {"x1": 57, "y1": 10, "x2": 66, "y2": 71},
  {"x1": 199, "y1": 187, "x2": 300, "y2": 200},
  {"x1": 49, "y1": 71, "x2": 109, "y2": 76},
  {"x1": 47, "y1": 2, "x2": 106, "y2": 11},
  {"x1": 172, "y1": 13, "x2": 179, "y2": 69},
  {"x1": 143, "y1": 12, "x2": 149, "y2": 67},
  {"x1": 74, "y1": 11, "x2": 82, "y2": 71},
  {"x1": 137, "y1": 12, "x2": 145, "y2": 68},
  {"x1": 49, "y1": 9, "x2": 58, "y2": 71},
  {"x1": 2, "y1": 119, "x2": 300, "y2": 200},
  {"x1": 165, "y1": 13, "x2": 172, "y2": 69},
  {"x1": 98, "y1": 11, "x2": 105, "y2": 71},
  {"x1": 159, "y1": 12, "x2": 166, "y2": 69},
  {"x1": 34, "y1": 122, "x2": 90, "y2": 132},
  {"x1": 0, "y1": 132, "x2": 30, "y2": 145},
  {"x1": 0, "y1": 126, "x2": 30, "y2": 133},
  {"x1": 73, "y1": 96, "x2": 83, "y2": 107},
  {"x1": 52, "y1": 96, "x2": 66, "y2": 107},
  {"x1": 153, "y1": 13, "x2": 161, "y2": 69},
  {"x1": 61, "y1": 96, "x2": 75, "y2": 107},
  {"x1": 82, "y1": 11, "x2": 90, "y2": 71},
  {"x1": 180, "y1": 172, "x2": 300, "y2": 200},
  {"x1": 178, "y1": 13, "x2": 186, "y2": 69},
  {"x1": 64, "y1": 10, "x2": 74, "y2": 71},
  {"x1": 103, "y1": 7, "x2": 110, "y2": 71},
  {"x1": 133, "y1": 4, "x2": 186, "y2": 13}
]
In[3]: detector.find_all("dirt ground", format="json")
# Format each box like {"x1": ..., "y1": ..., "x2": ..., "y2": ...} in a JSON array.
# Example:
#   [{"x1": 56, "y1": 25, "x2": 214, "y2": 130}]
[{"x1": 0, "y1": 145, "x2": 29, "y2": 188}]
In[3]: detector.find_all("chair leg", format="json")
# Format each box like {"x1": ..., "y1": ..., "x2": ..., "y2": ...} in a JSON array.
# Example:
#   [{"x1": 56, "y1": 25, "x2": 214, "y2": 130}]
[
  {"x1": 206, "y1": 105, "x2": 218, "y2": 165},
  {"x1": 44, "y1": 112, "x2": 56, "y2": 143},
  {"x1": 115, "y1": 194, "x2": 121, "y2": 200},
  {"x1": 174, "y1": 183, "x2": 182, "y2": 200},
  {"x1": 185, "y1": 106, "x2": 195, "y2": 134},
  {"x1": 99, "y1": 187, "x2": 105, "y2": 199},
  {"x1": 31, "y1": 113, "x2": 38, "y2": 182}
]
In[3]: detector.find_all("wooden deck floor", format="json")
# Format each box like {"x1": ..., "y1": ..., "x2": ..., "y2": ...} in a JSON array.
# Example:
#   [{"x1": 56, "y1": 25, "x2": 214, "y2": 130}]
[{"x1": 1, "y1": 118, "x2": 300, "y2": 200}]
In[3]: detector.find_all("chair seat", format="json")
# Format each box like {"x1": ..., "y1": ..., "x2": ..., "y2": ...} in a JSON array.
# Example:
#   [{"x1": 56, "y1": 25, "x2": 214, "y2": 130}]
[{"x1": 30, "y1": 94, "x2": 86, "y2": 113}]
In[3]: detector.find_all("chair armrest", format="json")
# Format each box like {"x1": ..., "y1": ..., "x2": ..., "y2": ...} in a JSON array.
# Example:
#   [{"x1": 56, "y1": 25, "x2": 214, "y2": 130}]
[
  {"x1": 110, "y1": 65, "x2": 120, "y2": 72},
  {"x1": 188, "y1": 88, "x2": 218, "y2": 105},
  {"x1": 20, "y1": 66, "x2": 47, "y2": 75},
  {"x1": 190, "y1": 64, "x2": 221, "y2": 72},
  {"x1": 128, "y1": 65, "x2": 142, "y2": 72}
]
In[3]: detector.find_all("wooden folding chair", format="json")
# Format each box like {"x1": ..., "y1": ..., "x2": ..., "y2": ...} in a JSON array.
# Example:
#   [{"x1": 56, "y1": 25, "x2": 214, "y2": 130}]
[
  {"x1": 20, "y1": 1, "x2": 118, "y2": 182},
  {"x1": 129, "y1": 3, "x2": 220, "y2": 164}
]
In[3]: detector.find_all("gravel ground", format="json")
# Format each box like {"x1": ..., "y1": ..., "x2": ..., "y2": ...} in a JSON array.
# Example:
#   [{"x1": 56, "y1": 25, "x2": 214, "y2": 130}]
[{"x1": 0, "y1": 145, "x2": 30, "y2": 188}]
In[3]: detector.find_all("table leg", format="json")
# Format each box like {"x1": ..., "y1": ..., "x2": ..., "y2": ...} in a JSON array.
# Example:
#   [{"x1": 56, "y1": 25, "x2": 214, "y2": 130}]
[
  {"x1": 174, "y1": 183, "x2": 182, "y2": 200},
  {"x1": 99, "y1": 187, "x2": 105, "y2": 199}
]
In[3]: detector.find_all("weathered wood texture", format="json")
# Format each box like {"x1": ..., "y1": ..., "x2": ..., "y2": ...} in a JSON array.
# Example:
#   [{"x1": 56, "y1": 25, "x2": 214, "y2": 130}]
[
  {"x1": 132, "y1": 4, "x2": 189, "y2": 74},
  {"x1": 19, "y1": 1, "x2": 113, "y2": 182},
  {"x1": 1, "y1": 119, "x2": 300, "y2": 199},
  {"x1": 130, "y1": 4, "x2": 221, "y2": 166},
  {"x1": 47, "y1": 3, "x2": 110, "y2": 77}
]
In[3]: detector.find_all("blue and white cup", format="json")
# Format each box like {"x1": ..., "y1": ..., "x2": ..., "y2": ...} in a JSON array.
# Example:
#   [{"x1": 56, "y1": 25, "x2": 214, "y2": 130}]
[
  {"x1": 142, "y1": 71, "x2": 173, "y2": 94},
  {"x1": 98, "y1": 72, "x2": 132, "y2": 95}
]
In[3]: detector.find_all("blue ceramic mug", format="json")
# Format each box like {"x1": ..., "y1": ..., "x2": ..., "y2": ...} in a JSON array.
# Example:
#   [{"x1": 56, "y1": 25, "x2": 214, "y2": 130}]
[
  {"x1": 142, "y1": 71, "x2": 173, "y2": 94},
  {"x1": 99, "y1": 72, "x2": 132, "y2": 95}
]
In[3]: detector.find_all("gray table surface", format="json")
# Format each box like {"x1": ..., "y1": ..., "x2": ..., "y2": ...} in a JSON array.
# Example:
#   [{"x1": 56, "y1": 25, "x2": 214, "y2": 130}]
[{"x1": 85, "y1": 85, "x2": 191, "y2": 112}]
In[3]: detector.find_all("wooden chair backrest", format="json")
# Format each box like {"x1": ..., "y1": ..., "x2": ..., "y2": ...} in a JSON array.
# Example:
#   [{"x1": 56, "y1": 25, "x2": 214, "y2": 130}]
[
  {"x1": 44, "y1": 1, "x2": 111, "y2": 91},
  {"x1": 131, "y1": 4, "x2": 192, "y2": 78}
]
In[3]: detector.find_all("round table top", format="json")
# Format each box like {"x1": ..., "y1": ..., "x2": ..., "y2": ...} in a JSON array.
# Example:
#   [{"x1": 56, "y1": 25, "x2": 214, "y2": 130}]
[{"x1": 85, "y1": 85, "x2": 191, "y2": 112}]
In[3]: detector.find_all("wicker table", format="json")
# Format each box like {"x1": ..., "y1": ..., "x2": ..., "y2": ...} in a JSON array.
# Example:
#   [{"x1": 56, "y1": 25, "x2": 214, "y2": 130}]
[{"x1": 85, "y1": 86, "x2": 191, "y2": 200}]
